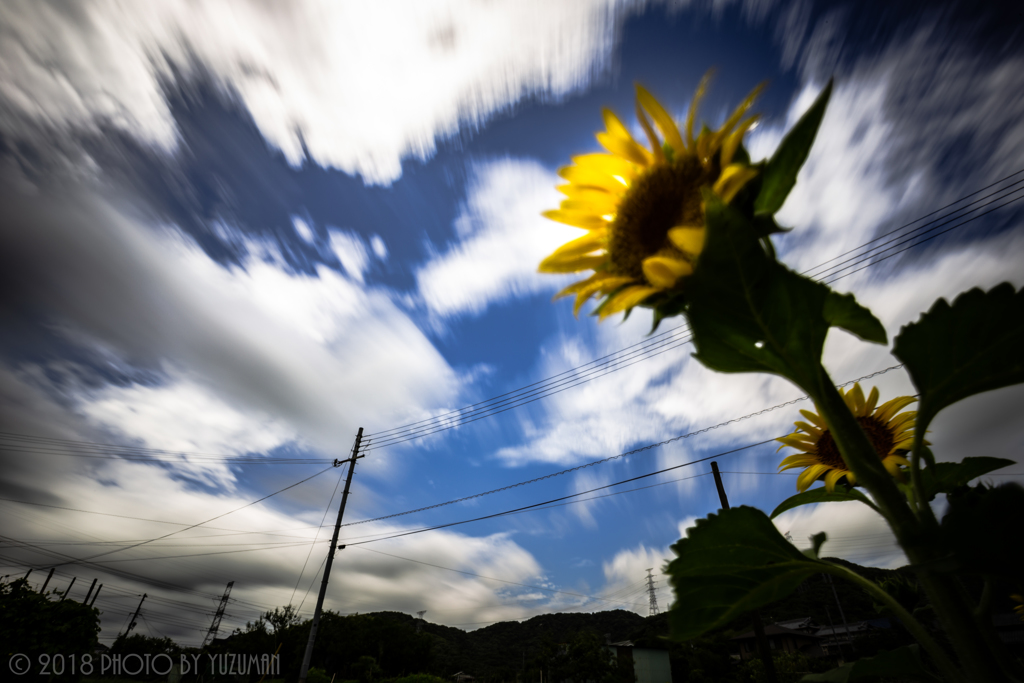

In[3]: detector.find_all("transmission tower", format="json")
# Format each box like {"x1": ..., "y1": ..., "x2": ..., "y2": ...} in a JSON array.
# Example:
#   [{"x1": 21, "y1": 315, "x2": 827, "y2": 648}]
[
  {"x1": 645, "y1": 568, "x2": 659, "y2": 616},
  {"x1": 202, "y1": 581, "x2": 234, "y2": 648}
]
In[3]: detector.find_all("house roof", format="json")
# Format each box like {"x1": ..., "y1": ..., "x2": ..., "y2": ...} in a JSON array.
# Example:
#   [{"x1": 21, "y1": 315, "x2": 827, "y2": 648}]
[
  {"x1": 775, "y1": 617, "x2": 820, "y2": 630},
  {"x1": 731, "y1": 625, "x2": 820, "y2": 641}
]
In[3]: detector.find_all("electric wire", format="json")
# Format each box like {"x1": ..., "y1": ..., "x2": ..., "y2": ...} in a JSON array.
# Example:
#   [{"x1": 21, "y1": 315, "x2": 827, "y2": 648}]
[
  {"x1": 805, "y1": 169, "x2": 1024, "y2": 279},
  {"x1": 352, "y1": 546, "x2": 656, "y2": 609},
  {"x1": 289, "y1": 468, "x2": 344, "y2": 607},
  {"x1": 0, "y1": 430, "x2": 330, "y2": 464},
  {"x1": 53, "y1": 465, "x2": 336, "y2": 566},
  {"x1": 342, "y1": 365, "x2": 903, "y2": 529},
  {"x1": 340, "y1": 440, "x2": 776, "y2": 548},
  {"x1": 360, "y1": 169, "x2": 1024, "y2": 451}
]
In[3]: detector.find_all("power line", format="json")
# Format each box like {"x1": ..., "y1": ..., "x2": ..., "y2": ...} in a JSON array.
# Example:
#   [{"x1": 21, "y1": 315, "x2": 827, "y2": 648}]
[
  {"x1": 358, "y1": 169, "x2": 1024, "y2": 451},
  {"x1": 805, "y1": 168, "x2": 1024, "y2": 280},
  {"x1": 340, "y1": 440, "x2": 777, "y2": 548},
  {"x1": 0, "y1": 430, "x2": 330, "y2": 464},
  {"x1": 58, "y1": 465, "x2": 337, "y2": 566},
  {"x1": 342, "y1": 365, "x2": 902, "y2": 529},
  {"x1": 352, "y1": 546, "x2": 654, "y2": 609}
]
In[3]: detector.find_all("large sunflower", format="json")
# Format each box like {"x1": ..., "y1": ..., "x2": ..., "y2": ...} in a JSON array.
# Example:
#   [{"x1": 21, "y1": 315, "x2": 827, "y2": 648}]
[
  {"x1": 777, "y1": 383, "x2": 918, "y2": 493},
  {"x1": 538, "y1": 73, "x2": 763, "y2": 319}
]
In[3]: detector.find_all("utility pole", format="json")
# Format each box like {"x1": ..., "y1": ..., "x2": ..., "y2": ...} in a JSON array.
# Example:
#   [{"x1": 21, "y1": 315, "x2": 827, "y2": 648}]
[
  {"x1": 89, "y1": 584, "x2": 103, "y2": 607},
  {"x1": 60, "y1": 576, "x2": 77, "y2": 601},
  {"x1": 123, "y1": 593, "x2": 147, "y2": 638},
  {"x1": 298, "y1": 428, "x2": 365, "y2": 683},
  {"x1": 83, "y1": 578, "x2": 98, "y2": 604},
  {"x1": 645, "y1": 568, "x2": 660, "y2": 616},
  {"x1": 40, "y1": 567, "x2": 55, "y2": 594},
  {"x1": 710, "y1": 462, "x2": 778, "y2": 683},
  {"x1": 824, "y1": 573, "x2": 856, "y2": 653},
  {"x1": 202, "y1": 581, "x2": 235, "y2": 648}
]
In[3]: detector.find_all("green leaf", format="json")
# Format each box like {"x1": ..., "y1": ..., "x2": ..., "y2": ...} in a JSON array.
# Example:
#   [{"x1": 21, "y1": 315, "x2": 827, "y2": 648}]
[
  {"x1": 917, "y1": 456, "x2": 1015, "y2": 500},
  {"x1": 824, "y1": 291, "x2": 887, "y2": 344},
  {"x1": 939, "y1": 483, "x2": 1024, "y2": 578},
  {"x1": 665, "y1": 506, "x2": 826, "y2": 641},
  {"x1": 804, "y1": 531, "x2": 828, "y2": 560},
  {"x1": 754, "y1": 79, "x2": 833, "y2": 216},
  {"x1": 893, "y1": 283, "x2": 1024, "y2": 437},
  {"x1": 687, "y1": 192, "x2": 879, "y2": 394},
  {"x1": 800, "y1": 645, "x2": 939, "y2": 682},
  {"x1": 771, "y1": 486, "x2": 877, "y2": 519}
]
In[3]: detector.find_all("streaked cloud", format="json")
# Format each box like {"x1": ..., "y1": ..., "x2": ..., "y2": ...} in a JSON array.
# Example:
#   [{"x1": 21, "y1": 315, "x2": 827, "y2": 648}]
[{"x1": 0, "y1": 0, "x2": 627, "y2": 184}]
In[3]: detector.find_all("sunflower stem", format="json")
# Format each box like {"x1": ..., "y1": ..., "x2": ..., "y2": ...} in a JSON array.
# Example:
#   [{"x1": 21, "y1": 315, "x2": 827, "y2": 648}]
[
  {"x1": 910, "y1": 432, "x2": 940, "y2": 527},
  {"x1": 820, "y1": 562, "x2": 963, "y2": 683},
  {"x1": 810, "y1": 367, "x2": 1010, "y2": 683}
]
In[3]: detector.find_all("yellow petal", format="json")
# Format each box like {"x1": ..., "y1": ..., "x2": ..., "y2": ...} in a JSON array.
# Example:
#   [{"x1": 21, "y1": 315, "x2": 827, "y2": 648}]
[
  {"x1": 571, "y1": 153, "x2": 637, "y2": 180},
  {"x1": 598, "y1": 285, "x2": 660, "y2": 320},
  {"x1": 696, "y1": 128, "x2": 713, "y2": 164},
  {"x1": 602, "y1": 108, "x2": 633, "y2": 140},
  {"x1": 558, "y1": 166, "x2": 630, "y2": 195},
  {"x1": 542, "y1": 209, "x2": 609, "y2": 231},
  {"x1": 667, "y1": 226, "x2": 706, "y2": 256},
  {"x1": 634, "y1": 96, "x2": 665, "y2": 164},
  {"x1": 712, "y1": 164, "x2": 759, "y2": 203},
  {"x1": 553, "y1": 275, "x2": 595, "y2": 301},
  {"x1": 642, "y1": 255, "x2": 693, "y2": 289},
  {"x1": 716, "y1": 82, "x2": 766, "y2": 142},
  {"x1": 863, "y1": 386, "x2": 880, "y2": 416},
  {"x1": 559, "y1": 197, "x2": 619, "y2": 214},
  {"x1": 636, "y1": 84, "x2": 685, "y2": 157},
  {"x1": 776, "y1": 434, "x2": 818, "y2": 450},
  {"x1": 824, "y1": 469, "x2": 848, "y2": 492},
  {"x1": 875, "y1": 396, "x2": 917, "y2": 423},
  {"x1": 544, "y1": 229, "x2": 607, "y2": 262},
  {"x1": 797, "y1": 464, "x2": 830, "y2": 493},
  {"x1": 720, "y1": 115, "x2": 760, "y2": 167},
  {"x1": 849, "y1": 383, "x2": 866, "y2": 416},
  {"x1": 686, "y1": 70, "x2": 714, "y2": 152},
  {"x1": 557, "y1": 186, "x2": 619, "y2": 207},
  {"x1": 779, "y1": 454, "x2": 818, "y2": 471},
  {"x1": 800, "y1": 409, "x2": 827, "y2": 430},
  {"x1": 793, "y1": 421, "x2": 822, "y2": 438},
  {"x1": 538, "y1": 253, "x2": 606, "y2": 274},
  {"x1": 883, "y1": 455, "x2": 910, "y2": 476},
  {"x1": 597, "y1": 131, "x2": 654, "y2": 166},
  {"x1": 572, "y1": 276, "x2": 634, "y2": 317}
]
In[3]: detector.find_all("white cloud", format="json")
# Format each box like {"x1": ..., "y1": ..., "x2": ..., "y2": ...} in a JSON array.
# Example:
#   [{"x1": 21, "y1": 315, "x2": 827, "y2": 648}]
[
  {"x1": 0, "y1": 184, "x2": 460, "y2": 460},
  {"x1": 370, "y1": 234, "x2": 388, "y2": 261},
  {"x1": 416, "y1": 158, "x2": 581, "y2": 320},
  {"x1": 78, "y1": 375, "x2": 295, "y2": 486},
  {"x1": 328, "y1": 228, "x2": 371, "y2": 283},
  {"x1": 0, "y1": 0, "x2": 626, "y2": 184},
  {"x1": 773, "y1": 500, "x2": 905, "y2": 569},
  {"x1": 292, "y1": 216, "x2": 315, "y2": 243}
]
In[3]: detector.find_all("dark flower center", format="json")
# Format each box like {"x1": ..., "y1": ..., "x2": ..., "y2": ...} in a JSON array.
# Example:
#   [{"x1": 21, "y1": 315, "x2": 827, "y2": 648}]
[
  {"x1": 608, "y1": 156, "x2": 712, "y2": 280},
  {"x1": 815, "y1": 416, "x2": 896, "y2": 470}
]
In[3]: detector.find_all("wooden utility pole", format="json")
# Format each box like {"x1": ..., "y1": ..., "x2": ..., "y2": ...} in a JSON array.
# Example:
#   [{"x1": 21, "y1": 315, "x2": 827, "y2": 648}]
[
  {"x1": 83, "y1": 578, "x2": 98, "y2": 604},
  {"x1": 40, "y1": 567, "x2": 55, "y2": 593},
  {"x1": 123, "y1": 593, "x2": 147, "y2": 638},
  {"x1": 89, "y1": 584, "x2": 103, "y2": 607},
  {"x1": 60, "y1": 576, "x2": 76, "y2": 601},
  {"x1": 710, "y1": 462, "x2": 779, "y2": 683},
  {"x1": 297, "y1": 428, "x2": 365, "y2": 683}
]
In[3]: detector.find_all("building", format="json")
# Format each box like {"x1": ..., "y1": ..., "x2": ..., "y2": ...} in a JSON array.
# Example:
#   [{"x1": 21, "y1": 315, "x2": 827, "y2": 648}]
[
  {"x1": 730, "y1": 624, "x2": 824, "y2": 660},
  {"x1": 606, "y1": 640, "x2": 672, "y2": 683}
]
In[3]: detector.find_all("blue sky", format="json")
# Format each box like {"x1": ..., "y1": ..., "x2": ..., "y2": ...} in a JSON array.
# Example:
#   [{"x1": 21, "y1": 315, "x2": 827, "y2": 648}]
[{"x1": 1, "y1": 0, "x2": 1023, "y2": 646}]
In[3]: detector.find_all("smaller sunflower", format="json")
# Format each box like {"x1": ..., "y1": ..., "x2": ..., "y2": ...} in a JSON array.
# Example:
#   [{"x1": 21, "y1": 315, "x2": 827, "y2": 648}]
[
  {"x1": 1012, "y1": 594, "x2": 1024, "y2": 622},
  {"x1": 777, "y1": 383, "x2": 917, "y2": 493}
]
